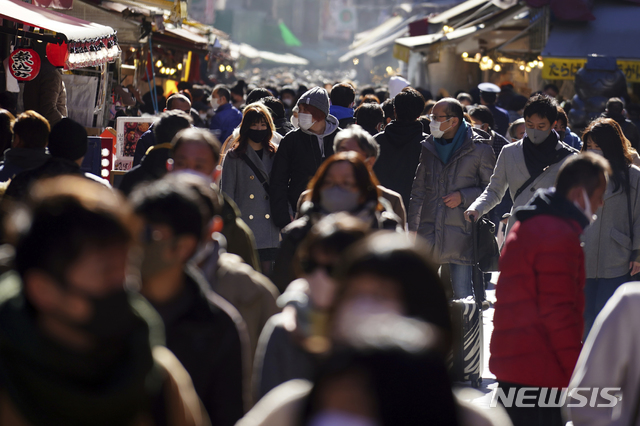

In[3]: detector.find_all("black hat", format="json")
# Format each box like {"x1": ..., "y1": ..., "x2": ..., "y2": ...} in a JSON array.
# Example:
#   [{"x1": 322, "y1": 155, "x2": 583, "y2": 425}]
[{"x1": 48, "y1": 118, "x2": 88, "y2": 162}]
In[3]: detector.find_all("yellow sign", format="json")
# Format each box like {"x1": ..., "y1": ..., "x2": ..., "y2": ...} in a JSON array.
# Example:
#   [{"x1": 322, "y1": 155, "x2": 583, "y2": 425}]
[
  {"x1": 393, "y1": 43, "x2": 411, "y2": 63},
  {"x1": 543, "y1": 57, "x2": 640, "y2": 83}
]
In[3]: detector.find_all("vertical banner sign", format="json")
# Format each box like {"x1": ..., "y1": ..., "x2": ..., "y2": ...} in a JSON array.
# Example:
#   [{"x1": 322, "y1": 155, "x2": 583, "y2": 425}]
[{"x1": 9, "y1": 49, "x2": 41, "y2": 81}]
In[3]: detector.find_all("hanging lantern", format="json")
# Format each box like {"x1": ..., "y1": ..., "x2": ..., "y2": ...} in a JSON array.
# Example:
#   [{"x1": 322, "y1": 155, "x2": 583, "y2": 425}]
[
  {"x1": 46, "y1": 41, "x2": 68, "y2": 68},
  {"x1": 9, "y1": 48, "x2": 41, "y2": 81}
]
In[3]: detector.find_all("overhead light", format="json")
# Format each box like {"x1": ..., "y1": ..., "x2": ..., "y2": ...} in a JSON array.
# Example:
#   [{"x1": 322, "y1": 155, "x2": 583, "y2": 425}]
[
  {"x1": 177, "y1": 63, "x2": 182, "y2": 70},
  {"x1": 226, "y1": 65, "x2": 233, "y2": 72},
  {"x1": 353, "y1": 58, "x2": 359, "y2": 65},
  {"x1": 219, "y1": 64, "x2": 225, "y2": 72},
  {"x1": 462, "y1": 52, "x2": 468, "y2": 58},
  {"x1": 386, "y1": 66, "x2": 393, "y2": 74},
  {"x1": 538, "y1": 61, "x2": 544, "y2": 69},
  {"x1": 493, "y1": 64, "x2": 502, "y2": 72},
  {"x1": 155, "y1": 60, "x2": 162, "y2": 68},
  {"x1": 519, "y1": 64, "x2": 525, "y2": 71}
]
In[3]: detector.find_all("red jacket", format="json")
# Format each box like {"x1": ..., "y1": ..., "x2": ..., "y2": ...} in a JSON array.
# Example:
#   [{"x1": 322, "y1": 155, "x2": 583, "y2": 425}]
[{"x1": 490, "y1": 189, "x2": 587, "y2": 388}]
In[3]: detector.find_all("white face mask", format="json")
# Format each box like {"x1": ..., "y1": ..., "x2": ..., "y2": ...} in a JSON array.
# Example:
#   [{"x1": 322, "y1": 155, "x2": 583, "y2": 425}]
[
  {"x1": 199, "y1": 113, "x2": 208, "y2": 121},
  {"x1": 429, "y1": 117, "x2": 452, "y2": 139},
  {"x1": 210, "y1": 97, "x2": 220, "y2": 110},
  {"x1": 171, "y1": 169, "x2": 213, "y2": 184},
  {"x1": 587, "y1": 148, "x2": 603, "y2": 157},
  {"x1": 333, "y1": 296, "x2": 403, "y2": 341},
  {"x1": 574, "y1": 187, "x2": 597, "y2": 224},
  {"x1": 282, "y1": 98, "x2": 294, "y2": 108},
  {"x1": 291, "y1": 115, "x2": 299, "y2": 129},
  {"x1": 298, "y1": 112, "x2": 316, "y2": 130},
  {"x1": 309, "y1": 411, "x2": 379, "y2": 426}
]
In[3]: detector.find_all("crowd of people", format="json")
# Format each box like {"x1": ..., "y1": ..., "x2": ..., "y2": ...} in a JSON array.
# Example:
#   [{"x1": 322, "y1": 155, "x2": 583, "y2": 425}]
[{"x1": 0, "y1": 73, "x2": 639, "y2": 426}]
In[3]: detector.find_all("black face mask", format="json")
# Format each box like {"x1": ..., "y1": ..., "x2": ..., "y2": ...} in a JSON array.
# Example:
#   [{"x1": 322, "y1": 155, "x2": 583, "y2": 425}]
[{"x1": 247, "y1": 128, "x2": 269, "y2": 144}]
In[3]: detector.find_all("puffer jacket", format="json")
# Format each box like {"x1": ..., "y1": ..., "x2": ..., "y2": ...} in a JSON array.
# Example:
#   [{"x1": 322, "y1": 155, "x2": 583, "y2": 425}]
[
  {"x1": 408, "y1": 126, "x2": 495, "y2": 264},
  {"x1": 582, "y1": 165, "x2": 640, "y2": 279},
  {"x1": 490, "y1": 189, "x2": 588, "y2": 388}
]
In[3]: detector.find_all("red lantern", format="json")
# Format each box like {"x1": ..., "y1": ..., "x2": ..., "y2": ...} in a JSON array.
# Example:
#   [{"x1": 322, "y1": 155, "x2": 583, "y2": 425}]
[
  {"x1": 9, "y1": 48, "x2": 41, "y2": 81},
  {"x1": 46, "y1": 42, "x2": 69, "y2": 68}
]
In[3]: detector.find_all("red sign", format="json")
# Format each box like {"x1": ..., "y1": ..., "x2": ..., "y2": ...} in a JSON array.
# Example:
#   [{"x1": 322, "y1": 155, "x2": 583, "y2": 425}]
[{"x1": 9, "y1": 49, "x2": 41, "y2": 81}]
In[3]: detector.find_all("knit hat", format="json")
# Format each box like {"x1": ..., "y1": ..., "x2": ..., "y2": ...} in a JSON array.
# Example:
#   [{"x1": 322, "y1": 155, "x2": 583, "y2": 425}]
[
  {"x1": 298, "y1": 87, "x2": 330, "y2": 117},
  {"x1": 48, "y1": 118, "x2": 88, "y2": 162}
]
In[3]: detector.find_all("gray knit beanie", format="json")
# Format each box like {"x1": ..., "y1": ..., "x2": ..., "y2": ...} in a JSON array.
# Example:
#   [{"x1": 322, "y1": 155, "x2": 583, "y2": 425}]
[{"x1": 298, "y1": 87, "x2": 330, "y2": 117}]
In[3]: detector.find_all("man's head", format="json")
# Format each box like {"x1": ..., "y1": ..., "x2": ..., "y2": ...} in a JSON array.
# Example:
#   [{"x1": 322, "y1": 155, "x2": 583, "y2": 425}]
[
  {"x1": 430, "y1": 98, "x2": 464, "y2": 139},
  {"x1": 333, "y1": 125, "x2": 380, "y2": 168},
  {"x1": 210, "y1": 85, "x2": 231, "y2": 110},
  {"x1": 280, "y1": 87, "x2": 297, "y2": 109},
  {"x1": 13, "y1": 110, "x2": 50, "y2": 149},
  {"x1": 555, "y1": 153, "x2": 611, "y2": 218},
  {"x1": 354, "y1": 103, "x2": 384, "y2": 135},
  {"x1": 543, "y1": 83, "x2": 559, "y2": 98},
  {"x1": 260, "y1": 97, "x2": 286, "y2": 121},
  {"x1": 330, "y1": 83, "x2": 356, "y2": 108},
  {"x1": 170, "y1": 128, "x2": 221, "y2": 180},
  {"x1": 456, "y1": 92, "x2": 473, "y2": 107},
  {"x1": 166, "y1": 93, "x2": 191, "y2": 113},
  {"x1": 393, "y1": 87, "x2": 425, "y2": 123},
  {"x1": 230, "y1": 80, "x2": 245, "y2": 105},
  {"x1": 554, "y1": 107, "x2": 569, "y2": 141},
  {"x1": 9, "y1": 176, "x2": 136, "y2": 343},
  {"x1": 48, "y1": 118, "x2": 88, "y2": 165},
  {"x1": 468, "y1": 105, "x2": 495, "y2": 133},
  {"x1": 523, "y1": 94, "x2": 558, "y2": 144},
  {"x1": 298, "y1": 87, "x2": 330, "y2": 133},
  {"x1": 153, "y1": 110, "x2": 193, "y2": 146},
  {"x1": 381, "y1": 99, "x2": 394, "y2": 125},
  {"x1": 246, "y1": 88, "x2": 272, "y2": 106},
  {"x1": 606, "y1": 97, "x2": 625, "y2": 115},
  {"x1": 478, "y1": 82, "x2": 500, "y2": 106}
]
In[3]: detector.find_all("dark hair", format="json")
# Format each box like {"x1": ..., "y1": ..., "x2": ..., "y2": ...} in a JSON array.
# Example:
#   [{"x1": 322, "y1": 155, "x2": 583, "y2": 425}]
[
  {"x1": 358, "y1": 94, "x2": 380, "y2": 106},
  {"x1": 330, "y1": 83, "x2": 356, "y2": 108},
  {"x1": 374, "y1": 89, "x2": 389, "y2": 103},
  {"x1": 213, "y1": 85, "x2": 231, "y2": 102},
  {"x1": 264, "y1": 85, "x2": 279, "y2": 99},
  {"x1": 48, "y1": 118, "x2": 88, "y2": 161},
  {"x1": 0, "y1": 109, "x2": 14, "y2": 154},
  {"x1": 480, "y1": 91, "x2": 497, "y2": 105},
  {"x1": 171, "y1": 128, "x2": 221, "y2": 166},
  {"x1": 13, "y1": 110, "x2": 50, "y2": 149},
  {"x1": 581, "y1": 117, "x2": 632, "y2": 192},
  {"x1": 260, "y1": 96, "x2": 285, "y2": 120},
  {"x1": 381, "y1": 99, "x2": 395, "y2": 122},
  {"x1": 556, "y1": 106, "x2": 568, "y2": 127},
  {"x1": 456, "y1": 92, "x2": 473, "y2": 104},
  {"x1": 439, "y1": 98, "x2": 465, "y2": 122},
  {"x1": 231, "y1": 103, "x2": 276, "y2": 157},
  {"x1": 523, "y1": 93, "x2": 558, "y2": 124},
  {"x1": 153, "y1": 110, "x2": 193, "y2": 145},
  {"x1": 415, "y1": 87, "x2": 433, "y2": 102},
  {"x1": 543, "y1": 83, "x2": 559, "y2": 94},
  {"x1": 469, "y1": 105, "x2": 494, "y2": 130},
  {"x1": 166, "y1": 93, "x2": 191, "y2": 111},
  {"x1": 130, "y1": 176, "x2": 207, "y2": 241},
  {"x1": 606, "y1": 97, "x2": 625, "y2": 115},
  {"x1": 423, "y1": 99, "x2": 437, "y2": 116},
  {"x1": 230, "y1": 80, "x2": 246, "y2": 96},
  {"x1": 280, "y1": 87, "x2": 296, "y2": 99},
  {"x1": 11, "y1": 176, "x2": 134, "y2": 284},
  {"x1": 334, "y1": 124, "x2": 380, "y2": 160},
  {"x1": 246, "y1": 88, "x2": 272, "y2": 106},
  {"x1": 360, "y1": 86, "x2": 376, "y2": 97},
  {"x1": 393, "y1": 87, "x2": 425, "y2": 122},
  {"x1": 555, "y1": 153, "x2": 611, "y2": 198},
  {"x1": 507, "y1": 94, "x2": 528, "y2": 112},
  {"x1": 308, "y1": 152, "x2": 380, "y2": 210},
  {"x1": 354, "y1": 103, "x2": 384, "y2": 135}
]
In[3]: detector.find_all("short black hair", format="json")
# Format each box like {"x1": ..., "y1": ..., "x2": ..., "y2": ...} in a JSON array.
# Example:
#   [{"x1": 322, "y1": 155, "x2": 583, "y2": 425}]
[
  {"x1": 523, "y1": 93, "x2": 558, "y2": 124},
  {"x1": 246, "y1": 88, "x2": 272, "y2": 106},
  {"x1": 381, "y1": 99, "x2": 395, "y2": 121},
  {"x1": 13, "y1": 110, "x2": 50, "y2": 149},
  {"x1": 439, "y1": 98, "x2": 464, "y2": 122},
  {"x1": 213, "y1": 85, "x2": 231, "y2": 102},
  {"x1": 555, "y1": 153, "x2": 611, "y2": 198},
  {"x1": 556, "y1": 106, "x2": 568, "y2": 127},
  {"x1": 469, "y1": 105, "x2": 494, "y2": 129},
  {"x1": 480, "y1": 91, "x2": 497, "y2": 105},
  {"x1": 374, "y1": 88, "x2": 389, "y2": 103},
  {"x1": 330, "y1": 83, "x2": 356, "y2": 108},
  {"x1": 260, "y1": 96, "x2": 285, "y2": 120},
  {"x1": 171, "y1": 128, "x2": 221, "y2": 166},
  {"x1": 154, "y1": 110, "x2": 193, "y2": 145},
  {"x1": 393, "y1": 87, "x2": 425, "y2": 122},
  {"x1": 280, "y1": 87, "x2": 296, "y2": 99},
  {"x1": 354, "y1": 103, "x2": 384, "y2": 134},
  {"x1": 606, "y1": 97, "x2": 625, "y2": 115},
  {"x1": 543, "y1": 83, "x2": 559, "y2": 94}
]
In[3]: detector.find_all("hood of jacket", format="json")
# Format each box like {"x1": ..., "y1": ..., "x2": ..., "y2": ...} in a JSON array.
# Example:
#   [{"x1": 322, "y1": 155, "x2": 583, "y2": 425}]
[
  {"x1": 514, "y1": 188, "x2": 589, "y2": 230},
  {"x1": 382, "y1": 121, "x2": 425, "y2": 148},
  {"x1": 3, "y1": 148, "x2": 50, "y2": 170}
]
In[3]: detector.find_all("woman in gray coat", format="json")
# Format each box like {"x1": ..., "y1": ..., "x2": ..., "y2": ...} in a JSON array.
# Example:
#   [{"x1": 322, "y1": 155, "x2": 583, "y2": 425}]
[
  {"x1": 221, "y1": 103, "x2": 280, "y2": 275},
  {"x1": 580, "y1": 118, "x2": 640, "y2": 338}
]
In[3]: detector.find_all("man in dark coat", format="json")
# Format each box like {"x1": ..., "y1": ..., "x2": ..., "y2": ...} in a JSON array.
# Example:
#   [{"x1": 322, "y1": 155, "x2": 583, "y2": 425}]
[
  {"x1": 602, "y1": 97, "x2": 640, "y2": 150},
  {"x1": 329, "y1": 83, "x2": 356, "y2": 128},
  {"x1": 210, "y1": 85, "x2": 242, "y2": 144},
  {"x1": 373, "y1": 87, "x2": 427, "y2": 209},
  {"x1": 479, "y1": 82, "x2": 510, "y2": 138}
]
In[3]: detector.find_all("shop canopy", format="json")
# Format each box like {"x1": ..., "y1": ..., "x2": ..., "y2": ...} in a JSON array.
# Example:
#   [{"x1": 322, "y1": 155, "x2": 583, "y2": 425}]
[{"x1": 224, "y1": 41, "x2": 309, "y2": 66}]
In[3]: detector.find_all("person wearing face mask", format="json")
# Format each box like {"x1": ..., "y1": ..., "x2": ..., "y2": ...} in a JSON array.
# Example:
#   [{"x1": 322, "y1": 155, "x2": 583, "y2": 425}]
[
  {"x1": 0, "y1": 176, "x2": 209, "y2": 426},
  {"x1": 209, "y1": 85, "x2": 243, "y2": 145},
  {"x1": 280, "y1": 87, "x2": 297, "y2": 119},
  {"x1": 271, "y1": 152, "x2": 401, "y2": 292},
  {"x1": 490, "y1": 154, "x2": 610, "y2": 426},
  {"x1": 408, "y1": 98, "x2": 496, "y2": 300},
  {"x1": 554, "y1": 107, "x2": 582, "y2": 150},
  {"x1": 269, "y1": 87, "x2": 340, "y2": 229},
  {"x1": 221, "y1": 103, "x2": 281, "y2": 276},
  {"x1": 466, "y1": 94, "x2": 577, "y2": 238},
  {"x1": 578, "y1": 118, "x2": 640, "y2": 338},
  {"x1": 469, "y1": 105, "x2": 510, "y2": 159}
]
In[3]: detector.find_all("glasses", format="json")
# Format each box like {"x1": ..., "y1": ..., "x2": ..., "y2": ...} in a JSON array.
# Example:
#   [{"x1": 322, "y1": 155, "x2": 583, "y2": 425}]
[{"x1": 426, "y1": 114, "x2": 453, "y2": 122}]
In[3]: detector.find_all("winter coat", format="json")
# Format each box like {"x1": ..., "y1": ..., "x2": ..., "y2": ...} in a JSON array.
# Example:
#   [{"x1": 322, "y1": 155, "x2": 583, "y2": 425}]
[
  {"x1": 269, "y1": 119, "x2": 339, "y2": 229},
  {"x1": 582, "y1": 166, "x2": 640, "y2": 279},
  {"x1": 221, "y1": 147, "x2": 280, "y2": 250},
  {"x1": 565, "y1": 283, "x2": 640, "y2": 426},
  {"x1": 133, "y1": 125, "x2": 155, "y2": 167},
  {"x1": 210, "y1": 103, "x2": 243, "y2": 144},
  {"x1": 220, "y1": 192, "x2": 261, "y2": 271},
  {"x1": 408, "y1": 127, "x2": 495, "y2": 264},
  {"x1": 490, "y1": 189, "x2": 588, "y2": 388},
  {"x1": 119, "y1": 143, "x2": 170, "y2": 196},
  {"x1": 468, "y1": 139, "x2": 576, "y2": 236},
  {"x1": 23, "y1": 62, "x2": 67, "y2": 126},
  {"x1": 0, "y1": 148, "x2": 50, "y2": 182},
  {"x1": 487, "y1": 104, "x2": 510, "y2": 137},
  {"x1": 373, "y1": 120, "x2": 426, "y2": 209}
]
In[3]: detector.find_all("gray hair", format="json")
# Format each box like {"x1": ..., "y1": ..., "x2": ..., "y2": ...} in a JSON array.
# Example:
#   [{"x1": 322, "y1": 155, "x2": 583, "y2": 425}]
[{"x1": 333, "y1": 124, "x2": 380, "y2": 161}]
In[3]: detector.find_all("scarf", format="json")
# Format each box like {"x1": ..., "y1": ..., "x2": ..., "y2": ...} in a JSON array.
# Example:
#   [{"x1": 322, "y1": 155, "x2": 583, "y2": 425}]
[
  {"x1": 0, "y1": 272, "x2": 165, "y2": 426},
  {"x1": 434, "y1": 121, "x2": 468, "y2": 164},
  {"x1": 522, "y1": 130, "x2": 571, "y2": 179}
]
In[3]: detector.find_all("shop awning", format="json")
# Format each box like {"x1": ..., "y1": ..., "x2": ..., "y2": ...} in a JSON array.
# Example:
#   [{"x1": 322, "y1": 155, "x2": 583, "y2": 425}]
[
  {"x1": 164, "y1": 27, "x2": 209, "y2": 46},
  {"x1": 225, "y1": 41, "x2": 309, "y2": 65},
  {"x1": 542, "y1": 1, "x2": 640, "y2": 59},
  {"x1": 340, "y1": 26, "x2": 409, "y2": 63},
  {"x1": 0, "y1": 0, "x2": 116, "y2": 42},
  {"x1": 428, "y1": 0, "x2": 489, "y2": 24}
]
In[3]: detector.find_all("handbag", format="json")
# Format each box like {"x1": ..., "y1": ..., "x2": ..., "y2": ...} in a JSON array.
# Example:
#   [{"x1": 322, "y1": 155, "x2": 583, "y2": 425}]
[{"x1": 473, "y1": 215, "x2": 500, "y2": 273}]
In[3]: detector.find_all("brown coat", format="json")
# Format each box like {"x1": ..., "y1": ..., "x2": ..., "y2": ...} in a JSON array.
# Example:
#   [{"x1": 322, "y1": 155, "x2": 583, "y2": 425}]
[{"x1": 23, "y1": 62, "x2": 67, "y2": 126}]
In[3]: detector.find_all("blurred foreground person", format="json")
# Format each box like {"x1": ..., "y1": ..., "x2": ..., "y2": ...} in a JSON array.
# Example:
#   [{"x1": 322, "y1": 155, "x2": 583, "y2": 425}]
[
  {"x1": 0, "y1": 176, "x2": 208, "y2": 425},
  {"x1": 490, "y1": 154, "x2": 611, "y2": 426},
  {"x1": 131, "y1": 175, "x2": 247, "y2": 426},
  {"x1": 0, "y1": 111, "x2": 50, "y2": 182}
]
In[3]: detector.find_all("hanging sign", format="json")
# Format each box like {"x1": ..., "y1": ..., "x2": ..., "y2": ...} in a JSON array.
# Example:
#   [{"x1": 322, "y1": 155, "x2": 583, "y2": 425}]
[
  {"x1": 543, "y1": 57, "x2": 640, "y2": 83},
  {"x1": 9, "y1": 49, "x2": 41, "y2": 81}
]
